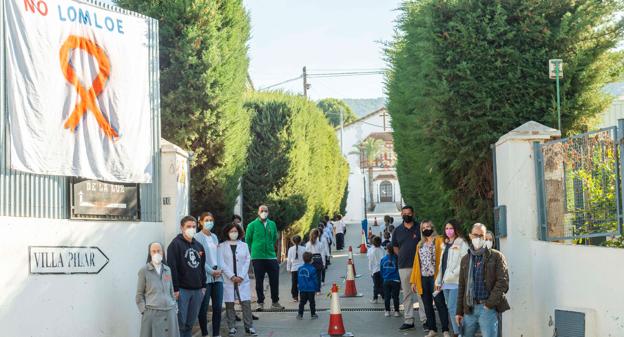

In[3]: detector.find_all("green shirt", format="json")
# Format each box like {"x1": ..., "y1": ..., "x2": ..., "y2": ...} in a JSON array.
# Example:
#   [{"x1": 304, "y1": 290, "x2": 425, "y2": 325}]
[{"x1": 245, "y1": 217, "x2": 278, "y2": 259}]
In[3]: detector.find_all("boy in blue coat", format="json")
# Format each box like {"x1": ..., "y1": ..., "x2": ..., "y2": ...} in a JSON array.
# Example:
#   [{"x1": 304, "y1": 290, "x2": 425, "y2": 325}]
[{"x1": 297, "y1": 252, "x2": 320, "y2": 320}]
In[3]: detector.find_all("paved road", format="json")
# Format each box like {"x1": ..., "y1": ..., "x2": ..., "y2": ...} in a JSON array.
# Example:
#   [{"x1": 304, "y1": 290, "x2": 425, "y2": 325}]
[{"x1": 194, "y1": 222, "x2": 427, "y2": 337}]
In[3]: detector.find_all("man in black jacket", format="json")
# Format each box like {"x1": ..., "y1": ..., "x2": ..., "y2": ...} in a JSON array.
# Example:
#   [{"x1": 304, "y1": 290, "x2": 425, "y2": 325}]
[{"x1": 167, "y1": 216, "x2": 206, "y2": 337}]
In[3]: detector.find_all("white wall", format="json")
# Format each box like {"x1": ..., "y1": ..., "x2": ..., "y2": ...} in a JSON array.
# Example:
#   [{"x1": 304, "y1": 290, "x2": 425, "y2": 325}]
[
  {"x1": 161, "y1": 140, "x2": 190, "y2": 244},
  {"x1": 0, "y1": 217, "x2": 164, "y2": 337},
  {"x1": 495, "y1": 121, "x2": 624, "y2": 337}
]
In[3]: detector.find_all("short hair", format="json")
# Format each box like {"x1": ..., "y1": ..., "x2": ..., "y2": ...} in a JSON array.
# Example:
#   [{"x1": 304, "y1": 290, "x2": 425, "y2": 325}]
[
  {"x1": 222, "y1": 222, "x2": 245, "y2": 241},
  {"x1": 258, "y1": 204, "x2": 268, "y2": 212},
  {"x1": 401, "y1": 205, "x2": 414, "y2": 213},
  {"x1": 180, "y1": 215, "x2": 197, "y2": 227},
  {"x1": 303, "y1": 251, "x2": 313, "y2": 263},
  {"x1": 231, "y1": 214, "x2": 242, "y2": 222},
  {"x1": 384, "y1": 231, "x2": 391, "y2": 239},
  {"x1": 472, "y1": 223, "x2": 488, "y2": 233},
  {"x1": 372, "y1": 236, "x2": 382, "y2": 247}
]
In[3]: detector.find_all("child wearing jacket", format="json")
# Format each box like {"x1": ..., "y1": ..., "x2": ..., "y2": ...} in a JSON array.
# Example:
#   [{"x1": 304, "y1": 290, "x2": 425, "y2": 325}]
[
  {"x1": 296, "y1": 252, "x2": 320, "y2": 320},
  {"x1": 367, "y1": 236, "x2": 385, "y2": 304},
  {"x1": 380, "y1": 244, "x2": 401, "y2": 317},
  {"x1": 287, "y1": 235, "x2": 306, "y2": 302}
]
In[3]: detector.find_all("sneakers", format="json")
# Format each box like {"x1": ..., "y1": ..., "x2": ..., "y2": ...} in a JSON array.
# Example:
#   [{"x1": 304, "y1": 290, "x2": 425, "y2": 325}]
[
  {"x1": 292, "y1": 298, "x2": 299, "y2": 303},
  {"x1": 369, "y1": 298, "x2": 379, "y2": 304},
  {"x1": 426, "y1": 330, "x2": 438, "y2": 337},
  {"x1": 256, "y1": 303, "x2": 265, "y2": 312},
  {"x1": 228, "y1": 328, "x2": 237, "y2": 337},
  {"x1": 245, "y1": 327, "x2": 258, "y2": 336},
  {"x1": 271, "y1": 302, "x2": 285, "y2": 310},
  {"x1": 443, "y1": 332, "x2": 451, "y2": 337},
  {"x1": 252, "y1": 314, "x2": 259, "y2": 321},
  {"x1": 384, "y1": 311, "x2": 391, "y2": 317},
  {"x1": 399, "y1": 323, "x2": 415, "y2": 331},
  {"x1": 296, "y1": 314, "x2": 303, "y2": 320},
  {"x1": 393, "y1": 311, "x2": 401, "y2": 317},
  {"x1": 311, "y1": 314, "x2": 319, "y2": 319}
]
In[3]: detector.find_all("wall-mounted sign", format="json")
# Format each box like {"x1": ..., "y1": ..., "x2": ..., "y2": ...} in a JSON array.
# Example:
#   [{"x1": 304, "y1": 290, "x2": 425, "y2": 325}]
[
  {"x1": 71, "y1": 178, "x2": 139, "y2": 220},
  {"x1": 29, "y1": 246, "x2": 109, "y2": 275}
]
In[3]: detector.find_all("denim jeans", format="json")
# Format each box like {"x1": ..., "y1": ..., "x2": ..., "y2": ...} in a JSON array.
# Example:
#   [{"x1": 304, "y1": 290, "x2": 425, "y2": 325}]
[
  {"x1": 463, "y1": 304, "x2": 498, "y2": 337},
  {"x1": 177, "y1": 288, "x2": 204, "y2": 337},
  {"x1": 198, "y1": 282, "x2": 223, "y2": 337},
  {"x1": 443, "y1": 288, "x2": 460, "y2": 334},
  {"x1": 252, "y1": 259, "x2": 280, "y2": 304}
]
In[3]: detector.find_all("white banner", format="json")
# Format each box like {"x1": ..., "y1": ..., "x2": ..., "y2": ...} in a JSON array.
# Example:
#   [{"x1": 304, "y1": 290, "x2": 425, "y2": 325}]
[{"x1": 4, "y1": 0, "x2": 153, "y2": 183}]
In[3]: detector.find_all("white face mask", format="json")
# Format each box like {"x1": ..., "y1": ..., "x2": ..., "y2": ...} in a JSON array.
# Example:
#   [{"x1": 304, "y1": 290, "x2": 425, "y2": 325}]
[
  {"x1": 472, "y1": 237, "x2": 484, "y2": 250},
  {"x1": 204, "y1": 221, "x2": 214, "y2": 231},
  {"x1": 259, "y1": 211, "x2": 268, "y2": 220},
  {"x1": 484, "y1": 240, "x2": 493, "y2": 250},
  {"x1": 152, "y1": 253, "x2": 163, "y2": 265},
  {"x1": 184, "y1": 228, "x2": 196, "y2": 239},
  {"x1": 229, "y1": 231, "x2": 239, "y2": 241}
]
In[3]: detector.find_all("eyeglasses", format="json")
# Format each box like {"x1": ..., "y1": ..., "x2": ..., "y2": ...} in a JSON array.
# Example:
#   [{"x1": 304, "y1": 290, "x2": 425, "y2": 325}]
[{"x1": 470, "y1": 233, "x2": 484, "y2": 238}]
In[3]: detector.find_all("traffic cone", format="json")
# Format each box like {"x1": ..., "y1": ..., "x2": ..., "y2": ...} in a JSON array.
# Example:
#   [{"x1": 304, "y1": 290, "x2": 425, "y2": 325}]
[
  {"x1": 341, "y1": 259, "x2": 362, "y2": 298},
  {"x1": 359, "y1": 230, "x2": 368, "y2": 254},
  {"x1": 321, "y1": 283, "x2": 355, "y2": 337},
  {"x1": 343, "y1": 246, "x2": 361, "y2": 278}
]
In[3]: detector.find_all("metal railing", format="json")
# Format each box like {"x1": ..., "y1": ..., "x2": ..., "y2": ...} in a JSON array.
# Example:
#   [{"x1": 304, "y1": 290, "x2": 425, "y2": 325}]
[{"x1": 535, "y1": 125, "x2": 623, "y2": 243}]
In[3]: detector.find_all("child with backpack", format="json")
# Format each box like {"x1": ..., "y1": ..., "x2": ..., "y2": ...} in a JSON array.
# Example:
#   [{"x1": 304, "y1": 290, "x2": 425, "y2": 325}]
[
  {"x1": 296, "y1": 252, "x2": 320, "y2": 320},
  {"x1": 380, "y1": 243, "x2": 401, "y2": 317}
]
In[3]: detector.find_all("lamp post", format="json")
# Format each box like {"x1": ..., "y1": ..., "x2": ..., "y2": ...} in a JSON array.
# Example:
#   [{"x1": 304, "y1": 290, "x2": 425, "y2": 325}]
[{"x1": 549, "y1": 59, "x2": 563, "y2": 132}]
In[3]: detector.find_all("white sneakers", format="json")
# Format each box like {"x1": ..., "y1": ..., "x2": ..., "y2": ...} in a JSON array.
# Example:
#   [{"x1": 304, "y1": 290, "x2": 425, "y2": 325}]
[
  {"x1": 443, "y1": 332, "x2": 451, "y2": 337},
  {"x1": 384, "y1": 311, "x2": 391, "y2": 317},
  {"x1": 426, "y1": 331, "x2": 438, "y2": 337},
  {"x1": 393, "y1": 311, "x2": 400, "y2": 317},
  {"x1": 369, "y1": 298, "x2": 379, "y2": 304}
]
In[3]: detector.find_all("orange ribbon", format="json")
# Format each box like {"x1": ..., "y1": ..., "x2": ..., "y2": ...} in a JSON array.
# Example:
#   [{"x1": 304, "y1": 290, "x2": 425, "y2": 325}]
[{"x1": 59, "y1": 35, "x2": 118, "y2": 139}]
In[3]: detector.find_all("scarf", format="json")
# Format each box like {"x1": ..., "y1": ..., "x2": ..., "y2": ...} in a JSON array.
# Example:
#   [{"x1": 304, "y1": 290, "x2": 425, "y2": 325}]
[{"x1": 465, "y1": 246, "x2": 486, "y2": 309}]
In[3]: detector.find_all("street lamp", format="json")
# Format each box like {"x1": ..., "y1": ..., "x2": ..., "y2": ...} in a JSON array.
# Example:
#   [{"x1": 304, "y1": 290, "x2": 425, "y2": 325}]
[{"x1": 549, "y1": 59, "x2": 563, "y2": 132}]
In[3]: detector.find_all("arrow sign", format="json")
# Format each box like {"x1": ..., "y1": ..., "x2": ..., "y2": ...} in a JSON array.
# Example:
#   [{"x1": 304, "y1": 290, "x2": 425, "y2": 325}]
[{"x1": 29, "y1": 246, "x2": 109, "y2": 275}]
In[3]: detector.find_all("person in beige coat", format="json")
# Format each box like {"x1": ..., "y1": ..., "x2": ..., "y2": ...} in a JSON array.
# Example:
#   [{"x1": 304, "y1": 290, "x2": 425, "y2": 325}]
[{"x1": 136, "y1": 242, "x2": 179, "y2": 337}]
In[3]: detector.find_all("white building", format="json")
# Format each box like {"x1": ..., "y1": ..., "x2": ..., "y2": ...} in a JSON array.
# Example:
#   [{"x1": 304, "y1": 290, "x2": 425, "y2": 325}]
[{"x1": 338, "y1": 107, "x2": 403, "y2": 222}]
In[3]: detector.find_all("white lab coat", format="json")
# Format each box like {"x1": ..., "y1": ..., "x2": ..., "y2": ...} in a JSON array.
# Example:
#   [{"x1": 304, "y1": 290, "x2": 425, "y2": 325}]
[{"x1": 218, "y1": 240, "x2": 251, "y2": 302}]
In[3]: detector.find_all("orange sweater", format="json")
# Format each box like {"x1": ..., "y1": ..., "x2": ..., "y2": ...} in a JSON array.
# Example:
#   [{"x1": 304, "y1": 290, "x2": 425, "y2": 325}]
[{"x1": 410, "y1": 236, "x2": 444, "y2": 295}]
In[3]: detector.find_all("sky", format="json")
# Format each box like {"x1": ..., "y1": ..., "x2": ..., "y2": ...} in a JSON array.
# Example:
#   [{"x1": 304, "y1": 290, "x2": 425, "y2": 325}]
[{"x1": 244, "y1": 0, "x2": 403, "y2": 100}]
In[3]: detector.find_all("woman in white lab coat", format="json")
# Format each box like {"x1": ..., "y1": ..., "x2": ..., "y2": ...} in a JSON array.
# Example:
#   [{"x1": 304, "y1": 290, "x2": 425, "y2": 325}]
[{"x1": 218, "y1": 223, "x2": 257, "y2": 337}]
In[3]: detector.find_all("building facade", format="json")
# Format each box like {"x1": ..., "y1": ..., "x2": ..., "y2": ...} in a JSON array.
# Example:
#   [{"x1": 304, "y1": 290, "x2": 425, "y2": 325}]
[{"x1": 338, "y1": 108, "x2": 402, "y2": 222}]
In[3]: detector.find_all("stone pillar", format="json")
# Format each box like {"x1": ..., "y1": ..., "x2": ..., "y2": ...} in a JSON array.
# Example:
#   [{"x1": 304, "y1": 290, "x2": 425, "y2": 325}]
[
  {"x1": 494, "y1": 121, "x2": 560, "y2": 337},
  {"x1": 160, "y1": 139, "x2": 191, "y2": 245}
]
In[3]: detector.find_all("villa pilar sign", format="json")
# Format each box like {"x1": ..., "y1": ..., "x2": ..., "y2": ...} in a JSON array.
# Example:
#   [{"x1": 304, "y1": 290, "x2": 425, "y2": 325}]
[{"x1": 29, "y1": 246, "x2": 109, "y2": 275}]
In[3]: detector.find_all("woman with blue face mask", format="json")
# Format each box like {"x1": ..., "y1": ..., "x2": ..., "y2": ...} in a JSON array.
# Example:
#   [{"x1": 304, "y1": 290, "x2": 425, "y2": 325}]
[{"x1": 194, "y1": 212, "x2": 224, "y2": 337}]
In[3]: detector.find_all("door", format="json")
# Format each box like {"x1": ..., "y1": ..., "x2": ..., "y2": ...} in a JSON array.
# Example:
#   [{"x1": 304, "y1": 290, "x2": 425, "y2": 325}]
[{"x1": 380, "y1": 181, "x2": 393, "y2": 202}]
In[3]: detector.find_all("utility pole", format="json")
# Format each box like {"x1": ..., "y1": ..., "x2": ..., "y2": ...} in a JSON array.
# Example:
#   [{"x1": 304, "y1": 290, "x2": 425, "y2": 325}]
[
  {"x1": 549, "y1": 59, "x2": 563, "y2": 132},
  {"x1": 302, "y1": 66, "x2": 310, "y2": 98}
]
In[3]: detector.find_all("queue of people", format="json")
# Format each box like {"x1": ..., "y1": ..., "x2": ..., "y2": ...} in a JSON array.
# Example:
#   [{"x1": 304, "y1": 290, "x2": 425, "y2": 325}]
[{"x1": 365, "y1": 206, "x2": 509, "y2": 337}]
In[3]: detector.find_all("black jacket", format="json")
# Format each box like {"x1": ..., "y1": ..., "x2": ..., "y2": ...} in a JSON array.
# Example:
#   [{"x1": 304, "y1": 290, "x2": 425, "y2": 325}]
[{"x1": 166, "y1": 234, "x2": 207, "y2": 291}]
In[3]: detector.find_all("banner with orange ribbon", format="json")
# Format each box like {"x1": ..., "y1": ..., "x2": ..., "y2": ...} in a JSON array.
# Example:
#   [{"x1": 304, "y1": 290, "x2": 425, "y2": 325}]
[{"x1": 4, "y1": 0, "x2": 153, "y2": 183}]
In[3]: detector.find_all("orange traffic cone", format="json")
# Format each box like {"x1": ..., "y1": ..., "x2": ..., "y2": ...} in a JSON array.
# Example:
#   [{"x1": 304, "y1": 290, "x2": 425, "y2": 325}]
[
  {"x1": 344, "y1": 246, "x2": 361, "y2": 278},
  {"x1": 359, "y1": 230, "x2": 368, "y2": 254},
  {"x1": 321, "y1": 283, "x2": 355, "y2": 337},
  {"x1": 341, "y1": 259, "x2": 362, "y2": 298}
]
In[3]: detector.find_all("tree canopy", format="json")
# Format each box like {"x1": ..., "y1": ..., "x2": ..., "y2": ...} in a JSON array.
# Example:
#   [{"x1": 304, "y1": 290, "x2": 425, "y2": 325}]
[
  {"x1": 386, "y1": 0, "x2": 624, "y2": 229},
  {"x1": 316, "y1": 98, "x2": 358, "y2": 127}
]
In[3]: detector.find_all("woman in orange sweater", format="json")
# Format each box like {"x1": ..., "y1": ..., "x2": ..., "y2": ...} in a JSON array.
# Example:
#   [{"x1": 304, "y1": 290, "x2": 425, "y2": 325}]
[{"x1": 410, "y1": 220, "x2": 450, "y2": 337}]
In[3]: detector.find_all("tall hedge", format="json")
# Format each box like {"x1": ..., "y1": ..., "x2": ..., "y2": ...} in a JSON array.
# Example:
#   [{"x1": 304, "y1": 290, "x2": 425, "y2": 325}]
[
  {"x1": 242, "y1": 92, "x2": 349, "y2": 234},
  {"x1": 118, "y1": 0, "x2": 252, "y2": 224},
  {"x1": 386, "y1": 0, "x2": 624, "y2": 228}
]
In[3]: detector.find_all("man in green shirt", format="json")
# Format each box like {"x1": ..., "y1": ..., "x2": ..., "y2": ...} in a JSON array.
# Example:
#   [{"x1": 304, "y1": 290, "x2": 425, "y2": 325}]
[{"x1": 245, "y1": 205, "x2": 285, "y2": 311}]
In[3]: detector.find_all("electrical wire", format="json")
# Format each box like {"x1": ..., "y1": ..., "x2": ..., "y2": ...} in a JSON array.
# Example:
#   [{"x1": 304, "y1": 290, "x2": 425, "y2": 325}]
[{"x1": 259, "y1": 75, "x2": 303, "y2": 90}]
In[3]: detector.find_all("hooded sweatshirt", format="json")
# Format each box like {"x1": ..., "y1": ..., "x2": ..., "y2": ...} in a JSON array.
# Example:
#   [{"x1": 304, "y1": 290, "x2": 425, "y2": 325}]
[{"x1": 166, "y1": 234, "x2": 207, "y2": 291}]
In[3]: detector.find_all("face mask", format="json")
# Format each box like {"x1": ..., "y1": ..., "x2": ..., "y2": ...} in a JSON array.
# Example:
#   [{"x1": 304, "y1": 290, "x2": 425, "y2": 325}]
[
  {"x1": 204, "y1": 221, "x2": 214, "y2": 231},
  {"x1": 402, "y1": 215, "x2": 414, "y2": 223},
  {"x1": 445, "y1": 229, "x2": 455, "y2": 238},
  {"x1": 229, "y1": 231, "x2": 239, "y2": 241},
  {"x1": 260, "y1": 211, "x2": 268, "y2": 220},
  {"x1": 472, "y1": 237, "x2": 484, "y2": 250},
  {"x1": 152, "y1": 253, "x2": 163, "y2": 265},
  {"x1": 184, "y1": 228, "x2": 195, "y2": 239},
  {"x1": 484, "y1": 241, "x2": 493, "y2": 250},
  {"x1": 422, "y1": 229, "x2": 434, "y2": 237}
]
